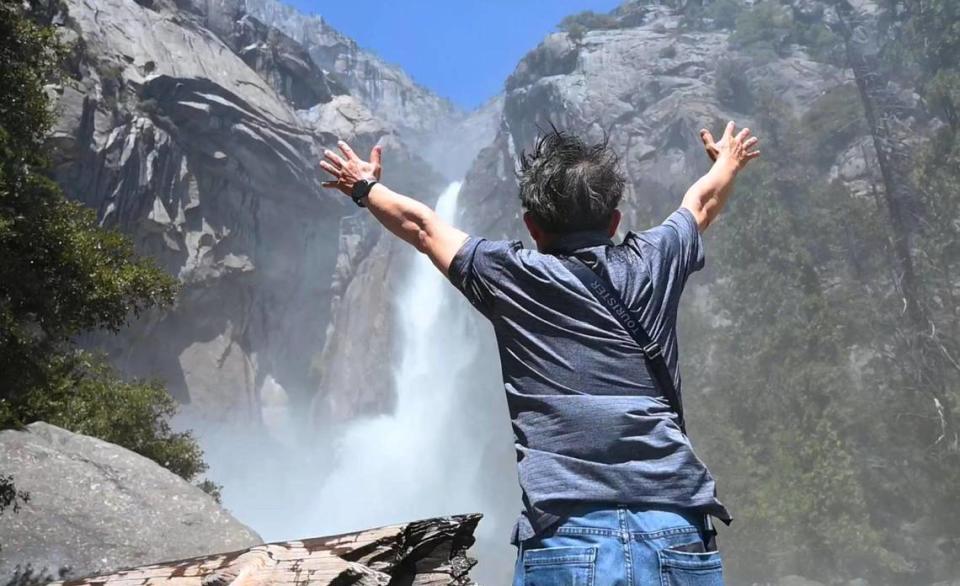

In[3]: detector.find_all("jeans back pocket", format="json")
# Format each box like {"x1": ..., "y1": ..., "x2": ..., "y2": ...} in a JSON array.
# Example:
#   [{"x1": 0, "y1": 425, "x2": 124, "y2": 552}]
[
  {"x1": 522, "y1": 545, "x2": 597, "y2": 586},
  {"x1": 658, "y1": 545, "x2": 723, "y2": 585}
]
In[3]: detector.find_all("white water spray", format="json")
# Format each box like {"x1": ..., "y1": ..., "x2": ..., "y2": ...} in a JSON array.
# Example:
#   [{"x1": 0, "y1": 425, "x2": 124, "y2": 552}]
[
  {"x1": 193, "y1": 182, "x2": 520, "y2": 584},
  {"x1": 304, "y1": 181, "x2": 483, "y2": 529}
]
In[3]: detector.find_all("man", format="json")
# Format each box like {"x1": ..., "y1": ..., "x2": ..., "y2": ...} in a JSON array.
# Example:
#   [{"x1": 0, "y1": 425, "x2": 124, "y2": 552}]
[{"x1": 320, "y1": 121, "x2": 759, "y2": 585}]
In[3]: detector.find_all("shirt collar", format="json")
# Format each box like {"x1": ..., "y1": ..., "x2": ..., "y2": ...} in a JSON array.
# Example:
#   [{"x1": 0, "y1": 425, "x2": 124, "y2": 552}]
[{"x1": 542, "y1": 229, "x2": 614, "y2": 255}]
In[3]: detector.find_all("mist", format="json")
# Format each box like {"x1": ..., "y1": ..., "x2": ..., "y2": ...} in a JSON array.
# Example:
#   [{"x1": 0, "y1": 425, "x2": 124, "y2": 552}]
[{"x1": 183, "y1": 183, "x2": 521, "y2": 585}]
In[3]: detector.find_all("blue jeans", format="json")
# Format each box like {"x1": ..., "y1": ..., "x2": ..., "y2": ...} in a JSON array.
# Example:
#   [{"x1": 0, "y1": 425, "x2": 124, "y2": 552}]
[{"x1": 512, "y1": 504, "x2": 724, "y2": 585}]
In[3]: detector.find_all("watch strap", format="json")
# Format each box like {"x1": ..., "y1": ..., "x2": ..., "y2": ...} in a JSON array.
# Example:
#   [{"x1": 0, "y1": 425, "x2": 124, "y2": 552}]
[{"x1": 351, "y1": 178, "x2": 378, "y2": 207}]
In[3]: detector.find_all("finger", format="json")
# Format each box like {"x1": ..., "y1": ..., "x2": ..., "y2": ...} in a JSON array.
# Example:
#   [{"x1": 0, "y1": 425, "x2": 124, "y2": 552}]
[
  {"x1": 319, "y1": 160, "x2": 341, "y2": 176},
  {"x1": 370, "y1": 144, "x2": 383, "y2": 168},
  {"x1": 338, "y1": 140, "x2": 359, "y2": 162},
  {"x1": 699, "y1": 129, "x2": 716, "y2": 148},
  {"x1": 321, "y1": 181, "x2": 339, "y2": 188},
  {"x1": 735, "y1": 127, "x2": 751, "y2": 142},
  {"x1": 323, "y1": 149, "x2": 345, "y2": 168},
  {"x1": 744, "y1": 136, "x2": 759, "y2": 148},
  {"x1": 746, "y1": 150, "x2": 761, "y2": 160},
  {"x1": 723, "y1": 120, "x2": 736, "y2": 139}
]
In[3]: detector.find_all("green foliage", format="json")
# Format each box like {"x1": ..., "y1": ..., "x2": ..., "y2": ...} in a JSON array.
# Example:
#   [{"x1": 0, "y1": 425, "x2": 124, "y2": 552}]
[
  {"x1": 799, "y1": 83, "x2": 867, "y2": 167},
  {"x1": 925, "y1": 69, "x2": 960, "y2": 130},
  {"x1": 729, "y1": 1, "x2": 795, "y2": 56},
  {"x1": 695, "y1": 120, "x2": 911, "y2": 579},
  {"x1": 558, "y1": 10, "x2": 621, "y2": 41},
  {"x1": 0, "y1": 1, "x2": 59, "y2": 173},
  {"x1": 714, "y1": 59, "x2": 754, "y2": 112},
  {"x1": 793, "y1": 18, "x2": 843, "y2": 65},
  {"x1": 706, "y1": 1, "x2": 841, "y2": 64},
  {"x1": 878, "y1": 0, "x2": 960, "y2": 83},
  {"x1": 680, "y1": 0, "x2": 746, "y2": 30},
  {"x1": 10, "y1": 352, "x2": 208, "y2": 482},
  {"x1": 703, "y1": 0, "x2": 744, "y2": 29},
  {"x1": 687, "y1": 11, "x2": 960, "y2": 572},
  {"x1": 0, "y1": 0, "x2": 215, "y2": 499}
]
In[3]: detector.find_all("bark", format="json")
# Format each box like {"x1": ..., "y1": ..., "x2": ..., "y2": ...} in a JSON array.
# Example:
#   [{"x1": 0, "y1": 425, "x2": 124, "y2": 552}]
[{"x1": 833, "y1": 0, "x2": 925, "y2": 327}]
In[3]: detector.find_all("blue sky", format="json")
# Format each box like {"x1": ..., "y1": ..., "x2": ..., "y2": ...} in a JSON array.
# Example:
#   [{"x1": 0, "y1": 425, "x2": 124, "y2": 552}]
[{"x1": 285, "y1": 0, "x2": 622, "y2": 110}]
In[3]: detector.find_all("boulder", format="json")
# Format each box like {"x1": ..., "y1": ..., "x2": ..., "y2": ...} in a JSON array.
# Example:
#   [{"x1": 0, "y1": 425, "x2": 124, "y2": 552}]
[{"x1": 0, "y1": 422, "x2": 262, "y2": 581}]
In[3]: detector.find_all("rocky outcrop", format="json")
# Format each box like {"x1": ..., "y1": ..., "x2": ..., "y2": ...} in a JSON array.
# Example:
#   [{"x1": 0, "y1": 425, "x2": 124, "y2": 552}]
[
  {"x1": 242, "y1": 0, "x2": 462, "y2": 160},
  {"x1": 0, "y1": 422, "x2": 262, "y2": 581},
  {"x1": 461, "y1": 5, "x2": 862, "y2": 238},
  {"x1": 49, "y1": 0, "x2": 454, "y2": 425},
  {"x1": 241, "y1": 0, "x2": 501, "y2": 180},
  {"x1": 51, "y1": 0, "x2": 347, "y2": 420},
  {"x1": 50, "y1": 514, "x2": 480, "y2": 586}
]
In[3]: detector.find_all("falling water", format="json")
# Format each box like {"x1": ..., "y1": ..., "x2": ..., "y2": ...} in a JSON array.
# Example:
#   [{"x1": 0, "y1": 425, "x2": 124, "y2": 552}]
[
  {"x1": 191, "y1": 181, "x2": 520, "y2": 584},
  {"x1": 304, "y1": 182, "x2": 482, "y2": 526}
]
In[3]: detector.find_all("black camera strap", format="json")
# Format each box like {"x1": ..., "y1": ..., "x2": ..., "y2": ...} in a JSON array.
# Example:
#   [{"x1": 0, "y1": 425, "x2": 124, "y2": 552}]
[
  {"x1": 558, "y1": 254, "x2": 722, "y2": 548},
  {"x1": 557, "y1": 255, "x2": 686, "y2": 435}
]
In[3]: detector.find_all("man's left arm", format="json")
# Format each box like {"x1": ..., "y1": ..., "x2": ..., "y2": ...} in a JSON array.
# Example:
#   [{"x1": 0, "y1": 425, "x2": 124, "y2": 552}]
[{"x1": 319, "y1": 140, "x2": 468, "y2": 275}]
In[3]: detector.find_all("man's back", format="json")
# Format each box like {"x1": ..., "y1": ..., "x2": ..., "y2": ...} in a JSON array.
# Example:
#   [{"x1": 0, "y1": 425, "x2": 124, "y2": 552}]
[
  {"x1": 320, "y1": 122, "x2": 759, "y2": 583},
  {"x1": 447, "y1": 207, "x2": 730, "y2": 544}
]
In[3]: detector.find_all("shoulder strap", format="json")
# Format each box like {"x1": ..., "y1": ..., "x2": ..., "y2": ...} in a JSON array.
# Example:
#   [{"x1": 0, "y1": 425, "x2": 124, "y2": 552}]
[{"x1": 557, "y1": 255, "x2": 687, "y2": 435}]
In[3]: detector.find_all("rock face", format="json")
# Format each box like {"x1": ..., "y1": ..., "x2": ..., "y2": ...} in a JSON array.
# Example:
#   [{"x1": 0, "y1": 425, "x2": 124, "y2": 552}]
[
  {"x1": 50, "y1": 0, "x2": 461, "y2": 425},
  {"x1": 458, "y1": 4, "x2": 858, "y2": 238},
  {"x1": 242, "y1": 0, "x2": 460, "y2": 157},
  {"x1": 0, "y1": 422, "x2": 262, "y2": 581},
  {"x1": 50, "y1": 514, "x2": 481, "y2": 586},
  {"x1": 241, "y1": 0, "x2": 501, "y2": 181}
]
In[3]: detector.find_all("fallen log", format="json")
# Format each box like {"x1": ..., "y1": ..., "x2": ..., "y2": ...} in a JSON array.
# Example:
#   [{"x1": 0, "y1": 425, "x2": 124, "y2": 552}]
[{"x1": 51, "y1": 514, "x2": 482, "y2": 586}]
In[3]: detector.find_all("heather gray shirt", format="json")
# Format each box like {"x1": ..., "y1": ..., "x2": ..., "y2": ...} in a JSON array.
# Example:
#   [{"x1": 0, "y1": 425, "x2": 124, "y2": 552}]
[{"x1": 447, "y1": 207, "x2": 731, "y2": 545}]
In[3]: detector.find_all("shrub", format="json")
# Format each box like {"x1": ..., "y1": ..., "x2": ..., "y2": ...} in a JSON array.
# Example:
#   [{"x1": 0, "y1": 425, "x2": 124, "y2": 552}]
[
  {"x1": 730, "y1": 1, "x2": 795, "y2": 56},
  {"x1": 558, "y1": 10, "x2": 621, "y2": 41},
  {"x1": 0, "y1": 0, "x2": 215, "y2": 501},
  {"x1": 714, "y1": 59, "x2": 754, "y2": 112},
  {"x1": 800, "y1": 84, "x2": 867, "y2": 167},
  {"x1": 659, "y1": 44, "x2": 678, "y2": 59}
]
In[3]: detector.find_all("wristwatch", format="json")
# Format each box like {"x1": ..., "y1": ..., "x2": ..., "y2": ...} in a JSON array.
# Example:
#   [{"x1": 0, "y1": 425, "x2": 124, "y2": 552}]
[{"x1": 351, "y1": 178, "x2": 378, "y2": 207}]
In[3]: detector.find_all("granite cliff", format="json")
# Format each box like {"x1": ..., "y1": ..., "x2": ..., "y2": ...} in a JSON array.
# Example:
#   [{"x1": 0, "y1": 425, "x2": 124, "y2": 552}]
[{"x1": 49, "y1": 0, "x2": 494, "y2": 429}]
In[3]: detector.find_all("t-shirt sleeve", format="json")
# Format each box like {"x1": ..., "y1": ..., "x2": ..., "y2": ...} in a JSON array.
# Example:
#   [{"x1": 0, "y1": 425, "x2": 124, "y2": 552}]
[
  {"x1": 625, "y1": 207, "x2": 705, "y2": 304},
  {"x1": 446, "y1": 236, "x2": 521, "y2": 314}
]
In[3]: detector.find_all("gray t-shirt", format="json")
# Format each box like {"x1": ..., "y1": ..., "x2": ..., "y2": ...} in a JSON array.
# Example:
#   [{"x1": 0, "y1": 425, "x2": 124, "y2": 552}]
[{"x1": 447, "y1": 207, "x2": 730, "y2": 545}]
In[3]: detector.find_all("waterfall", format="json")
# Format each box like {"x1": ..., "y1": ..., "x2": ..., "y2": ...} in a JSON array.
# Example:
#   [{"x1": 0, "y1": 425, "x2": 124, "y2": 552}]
[
  {"x1": 191, "y1": 181, "x2": 520, "y2": 584},
  {"x1": 303, "y1": 181, "x2": 483, "y2": 529}
]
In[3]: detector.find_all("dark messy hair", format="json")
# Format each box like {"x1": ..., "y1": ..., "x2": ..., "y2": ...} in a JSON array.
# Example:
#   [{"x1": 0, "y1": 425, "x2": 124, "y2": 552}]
[{"x1": 517, "y1": 126, "x2": 625, "y2": 233}]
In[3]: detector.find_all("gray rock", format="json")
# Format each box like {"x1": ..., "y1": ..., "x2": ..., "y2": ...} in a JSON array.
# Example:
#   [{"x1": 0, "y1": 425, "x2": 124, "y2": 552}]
[
  {"x1": 242, "y1": 0, "x2": 468, "y2": 159},
  {"x1": 0, "y1": 422, "x2": 262, "y2": 581},
  {"x1": 459, "y1": 5, "x2": 861, "y2": 241},
  {"x1": 50, "y1": 0, "x2": 456, "y2": 425}
]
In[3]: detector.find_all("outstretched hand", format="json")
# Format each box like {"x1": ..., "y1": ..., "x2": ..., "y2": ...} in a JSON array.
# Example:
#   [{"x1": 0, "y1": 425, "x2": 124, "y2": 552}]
[
  {"x1": 699, "y1": 121, "x2": 760, "y2": 170},
  {"x1": 319, "y1": 140, "x2": 383, "y2": 196}
]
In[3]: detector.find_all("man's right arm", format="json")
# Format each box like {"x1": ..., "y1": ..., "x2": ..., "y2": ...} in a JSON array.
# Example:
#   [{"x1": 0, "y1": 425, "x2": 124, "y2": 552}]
[{"x1": 682, "y1": 121, "x2": 760, "y2": 232}]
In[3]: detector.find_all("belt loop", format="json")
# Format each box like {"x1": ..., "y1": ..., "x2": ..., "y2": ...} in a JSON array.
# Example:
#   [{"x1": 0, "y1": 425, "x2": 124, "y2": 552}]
[{"x1": 616, "y1": 505, "x2": 630, "y2": 544}]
